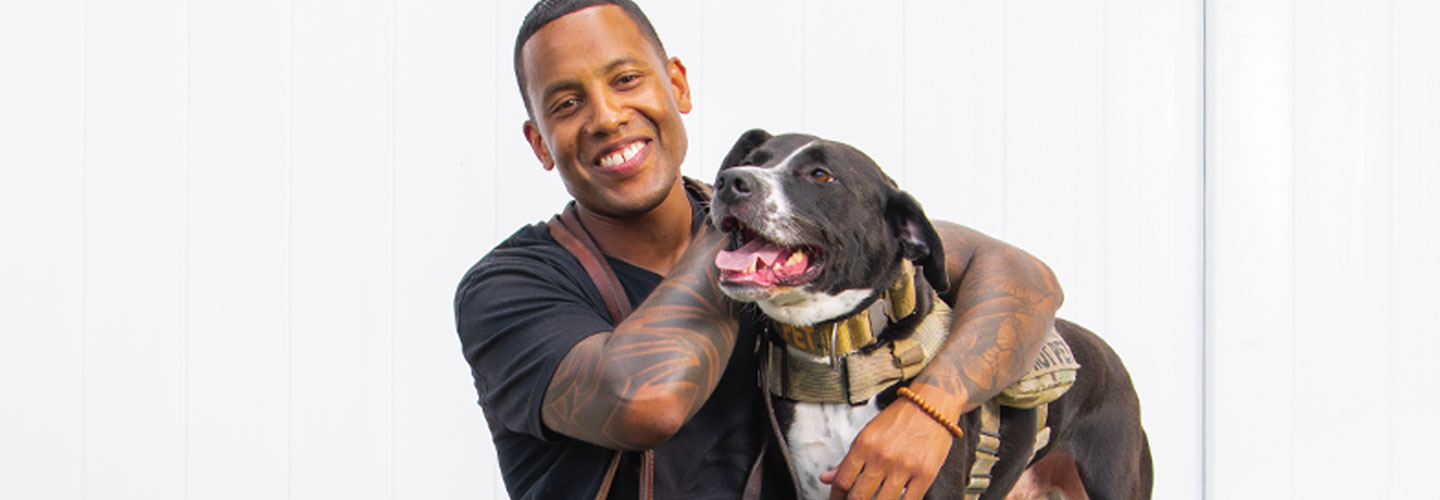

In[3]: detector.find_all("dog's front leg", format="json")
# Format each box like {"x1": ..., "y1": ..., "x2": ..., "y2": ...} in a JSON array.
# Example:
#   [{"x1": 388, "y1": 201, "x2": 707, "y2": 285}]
[{"x1": 786, "y1": 400, "x2": 882, "y2": 499}]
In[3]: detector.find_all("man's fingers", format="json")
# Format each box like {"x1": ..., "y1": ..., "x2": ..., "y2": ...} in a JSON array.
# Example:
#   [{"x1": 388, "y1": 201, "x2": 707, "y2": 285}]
[
  {"x1": 900, "y1": 473, "x2": 933, "y2": 500},
  {"x1": 874, "y1": 475, "x2": 909, "y2": 500},
  {"x1": 898, "y1": 440, "x2": 946, "y2": 500},
  {"x1": 826, "y1": 453, "x2": 863, "y2": 489},
  {"x1": 824, "y1": 467, "x2": 848, "y2": 500},
  {"x1": 823, "y1": 463, "x2": 854, "y2": 500},
  {"x1": 839, "y1": 467, "x2": 884, "y2": 500}
]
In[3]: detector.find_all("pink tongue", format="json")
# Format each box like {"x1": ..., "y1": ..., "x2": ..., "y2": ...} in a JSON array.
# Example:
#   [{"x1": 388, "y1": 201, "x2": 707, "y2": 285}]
[{"x1": 716, "y1": 238, "x2": 786, "y2": 272}]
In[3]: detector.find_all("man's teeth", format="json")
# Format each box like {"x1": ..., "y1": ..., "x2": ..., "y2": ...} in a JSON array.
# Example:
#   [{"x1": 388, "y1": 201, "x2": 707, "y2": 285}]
[{"x1": 598, "y1": 141, "x2": 644, "y2": 167}]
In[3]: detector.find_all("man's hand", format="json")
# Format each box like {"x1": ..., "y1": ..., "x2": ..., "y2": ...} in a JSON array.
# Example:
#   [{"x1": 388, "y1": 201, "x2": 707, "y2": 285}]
[
  {"x1": 819, "y1": 393, "x2": 954, "y2": 500},
  {"x1": 821, "y1": 221, "x2": 1062, "y2": 499}
]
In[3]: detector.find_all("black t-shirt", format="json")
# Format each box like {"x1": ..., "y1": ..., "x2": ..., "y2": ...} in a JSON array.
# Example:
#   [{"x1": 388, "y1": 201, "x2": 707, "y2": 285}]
[{"x1": 454, "y1": 200, "x2": 766, "y2": 499}]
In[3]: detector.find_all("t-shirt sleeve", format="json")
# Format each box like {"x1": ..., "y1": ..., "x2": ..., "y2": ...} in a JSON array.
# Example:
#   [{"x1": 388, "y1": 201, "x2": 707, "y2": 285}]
[{"x1": 454, "y1": 244, "x2": 614, "y2": 441}]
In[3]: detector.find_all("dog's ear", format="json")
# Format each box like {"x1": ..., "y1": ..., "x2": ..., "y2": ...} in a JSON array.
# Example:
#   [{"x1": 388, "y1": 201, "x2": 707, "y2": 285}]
[
  {"x1": 721, "y1": 129, "x2": 772, "y2": 168},
  {"x1": 886, "y1": 190, "x2": 949, "y2": 293}
]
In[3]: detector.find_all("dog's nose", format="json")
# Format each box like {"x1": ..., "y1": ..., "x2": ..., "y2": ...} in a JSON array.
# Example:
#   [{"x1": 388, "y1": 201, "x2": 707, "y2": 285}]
[{"x1": 716, "y1": 169, "x2": 756, "y2": 201}]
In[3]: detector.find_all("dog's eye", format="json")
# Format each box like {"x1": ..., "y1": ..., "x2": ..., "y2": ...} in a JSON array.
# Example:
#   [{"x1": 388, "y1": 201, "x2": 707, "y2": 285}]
[{"x1": 809, "y1": 168, "x2": 835, "y2": 183}]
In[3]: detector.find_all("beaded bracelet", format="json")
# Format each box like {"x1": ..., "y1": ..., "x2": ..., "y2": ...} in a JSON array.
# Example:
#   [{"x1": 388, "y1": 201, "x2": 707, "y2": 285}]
[{"x1": 896, "y1": 386, "x2": 965, "y2": 439}]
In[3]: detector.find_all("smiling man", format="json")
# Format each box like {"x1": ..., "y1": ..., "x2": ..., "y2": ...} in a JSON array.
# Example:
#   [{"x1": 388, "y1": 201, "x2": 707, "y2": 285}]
[{"x1": 454, "y1": 1, "x2": 1064, "y2": 499}]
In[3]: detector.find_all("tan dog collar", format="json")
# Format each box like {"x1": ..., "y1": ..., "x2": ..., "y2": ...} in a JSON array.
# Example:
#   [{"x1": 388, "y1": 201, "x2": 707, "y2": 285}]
[
  {"x1": 766, "y1": 261, "x2": 954, "y2": 404},
  {"x1": 772, "y1": 260, "x2": 920, "y2": 360}
]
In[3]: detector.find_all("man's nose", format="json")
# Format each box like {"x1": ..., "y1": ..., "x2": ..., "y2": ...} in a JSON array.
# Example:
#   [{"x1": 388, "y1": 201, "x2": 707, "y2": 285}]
[{"x1": 587, "y1": 92, "x2": 628, "y2": 135}]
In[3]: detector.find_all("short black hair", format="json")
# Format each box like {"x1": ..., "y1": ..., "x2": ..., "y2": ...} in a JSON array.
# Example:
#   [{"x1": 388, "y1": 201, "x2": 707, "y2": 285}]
[{"x1": 513, "y1": 0, "x2": 668, "y2": 115}]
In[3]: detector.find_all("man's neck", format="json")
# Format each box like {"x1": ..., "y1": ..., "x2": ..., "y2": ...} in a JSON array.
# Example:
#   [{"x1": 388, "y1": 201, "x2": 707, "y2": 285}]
[{"x1": 575, "y1": 180, "x2": 695, "y2": 276}]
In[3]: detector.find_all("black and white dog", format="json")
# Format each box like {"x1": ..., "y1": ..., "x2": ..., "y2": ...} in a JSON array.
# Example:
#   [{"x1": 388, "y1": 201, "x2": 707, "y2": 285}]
[{"x1": 709, "y1": 129, "x2": 1152, "y2": 499}]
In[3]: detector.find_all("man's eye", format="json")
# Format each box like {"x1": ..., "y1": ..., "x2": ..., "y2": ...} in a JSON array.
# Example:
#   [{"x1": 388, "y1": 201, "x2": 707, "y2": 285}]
[
  {"x1": 809, "y1": 168, "x2": 834, "y2": 183},
  {"x1": 616, "y1": 73, "x2": 641, "y2": 87},
  {"x1": 552, "y1": 97, "x2": 580, "y2": 114}
]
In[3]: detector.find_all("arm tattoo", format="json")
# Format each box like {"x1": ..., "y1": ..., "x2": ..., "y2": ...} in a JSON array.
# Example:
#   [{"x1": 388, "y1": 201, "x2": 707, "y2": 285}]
[
  {"x1": 910, "y1": 222, "x2": 1063, "y2": 415},
  {"x1": 542, "y1": 228, "x2": 740, "y2": 450}
]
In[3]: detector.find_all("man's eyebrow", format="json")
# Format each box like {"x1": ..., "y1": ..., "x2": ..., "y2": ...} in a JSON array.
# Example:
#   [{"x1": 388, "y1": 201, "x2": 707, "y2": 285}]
[{"x1": 603, "y1": 56, "x2": 646, "y2": 74}]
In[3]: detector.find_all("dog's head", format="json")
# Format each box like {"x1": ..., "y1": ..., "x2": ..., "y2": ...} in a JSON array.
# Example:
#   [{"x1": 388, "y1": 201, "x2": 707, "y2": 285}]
[{"x1": 710, "y1": 129, "x2": 948, "y2": 326}]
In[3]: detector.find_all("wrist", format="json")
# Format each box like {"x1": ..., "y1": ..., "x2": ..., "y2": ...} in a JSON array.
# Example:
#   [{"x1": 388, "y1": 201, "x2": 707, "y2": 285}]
[
  {"x1": 896, "y1": 386, "x2": 965, "y2": 439},
  {"x1": 902, "y1": 382, "x2": 966, "y2": 421}
]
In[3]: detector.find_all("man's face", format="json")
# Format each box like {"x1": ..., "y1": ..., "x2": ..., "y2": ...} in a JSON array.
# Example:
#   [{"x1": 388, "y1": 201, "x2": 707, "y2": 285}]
[{"x1": 520, "y1": 5, "x2": 693, "y2": 218}]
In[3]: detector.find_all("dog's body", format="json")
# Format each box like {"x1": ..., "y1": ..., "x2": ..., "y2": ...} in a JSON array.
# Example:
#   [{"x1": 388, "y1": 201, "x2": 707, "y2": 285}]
[{"x1": 709, "y1": 130, "x2": 1152, "y2": 499}]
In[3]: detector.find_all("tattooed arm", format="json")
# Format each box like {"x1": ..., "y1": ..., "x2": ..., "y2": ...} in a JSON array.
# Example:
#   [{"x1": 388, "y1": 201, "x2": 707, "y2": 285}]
[
  {"x1": 912, "y1": 220, "x2": 1063, "y2": 418},
  {"x1": 540, "y1": 225, "x2": 739, "y2": 451},
  {"x1": 823, "y1": 221, "x2": 1063, "y2": 500}
]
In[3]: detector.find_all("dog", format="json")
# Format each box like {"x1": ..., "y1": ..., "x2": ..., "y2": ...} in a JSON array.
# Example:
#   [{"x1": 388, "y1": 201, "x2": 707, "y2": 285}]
[{"x1": 708, "y1": 129, "x2": 1152, "y2": 499}]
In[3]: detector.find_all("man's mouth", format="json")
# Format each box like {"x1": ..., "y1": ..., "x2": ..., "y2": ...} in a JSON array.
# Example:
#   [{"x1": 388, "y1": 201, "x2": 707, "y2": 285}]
[
  {"x1": 715, "y1": 218, "x2": 823, "y2": 288},
  {"x1": 596, "y1": 140, "x2": 647, "y2": 168}
]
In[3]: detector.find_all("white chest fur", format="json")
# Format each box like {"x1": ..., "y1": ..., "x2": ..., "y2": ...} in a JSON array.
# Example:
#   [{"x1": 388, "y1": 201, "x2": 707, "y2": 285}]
[{"x1": 785, "y1": 398, "x2": 885, "y2": 500}]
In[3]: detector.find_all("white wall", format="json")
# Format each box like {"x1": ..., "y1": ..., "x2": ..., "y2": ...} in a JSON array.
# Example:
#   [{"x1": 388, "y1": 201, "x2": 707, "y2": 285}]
[
  {"x1": 0, "y1": 1, "x2": 1433, "y2": 499},
  {"x1": 1206, "y1": 0, "x2": 1440, "y2": 497}
]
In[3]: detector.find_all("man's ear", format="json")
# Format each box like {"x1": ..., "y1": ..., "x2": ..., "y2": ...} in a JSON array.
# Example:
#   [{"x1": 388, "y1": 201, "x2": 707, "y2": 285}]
[
  {"x1": 886, "y1": 190, "x2": 949, "y2": 293},
  {"x1": 667, "y1": 57, "x2": 692, "y2": 114},
  {"x1": 522, "y1": 120, "x2": 554, "y2": 171},
  {"x1": 721, "y1": 129, "x2": 772, "y2": 169}
]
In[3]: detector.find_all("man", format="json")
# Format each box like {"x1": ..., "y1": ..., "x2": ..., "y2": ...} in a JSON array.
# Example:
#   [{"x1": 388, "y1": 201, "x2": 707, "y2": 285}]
[{"x1": 455, "y1": 1, "x2": 1063, "y2": 498}]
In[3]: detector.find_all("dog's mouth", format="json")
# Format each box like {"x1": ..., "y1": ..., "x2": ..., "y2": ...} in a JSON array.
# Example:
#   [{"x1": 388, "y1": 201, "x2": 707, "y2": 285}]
[{"x1": 714, "y1": 217, "x2": 824, "y2": 289}]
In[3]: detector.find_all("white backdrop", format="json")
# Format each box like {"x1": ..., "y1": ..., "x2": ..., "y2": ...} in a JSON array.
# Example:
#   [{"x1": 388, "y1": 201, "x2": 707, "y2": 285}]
[
  {"x1": 1206, "y1": 0, "x2": 1440, "y2": 497},
  {"x1": 0, "y1": 1, "x2": 1434, "y2": 499}
]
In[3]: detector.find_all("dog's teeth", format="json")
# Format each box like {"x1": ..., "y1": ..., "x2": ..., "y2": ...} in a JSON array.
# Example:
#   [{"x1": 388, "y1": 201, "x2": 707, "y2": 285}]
[
  {"x1": 785, "y1": 251, "x2": 805, "y2": 267},
  {"x1": 746, "y1": 260, "x2": 757, "y2": 274}
]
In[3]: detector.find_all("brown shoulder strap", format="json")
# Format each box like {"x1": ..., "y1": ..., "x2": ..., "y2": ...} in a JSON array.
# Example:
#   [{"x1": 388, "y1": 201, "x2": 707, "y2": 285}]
[
  {"x1": 547, "y1": 177, "x2": 709, "y2": 321},
  {"x1": 548, "y1": 202, "x2": 633, "y2": 323},
  {"x1": 548, "y1": 182, "x2": 722, "y2": 500},
  {"x1": 758, "y1": 339, "x2": 804, "y2": 499},
  {"x1": 547, "y1": 201, "x2": 652, "y2": 500},
  {"x1": 639, "y1": 452, "x2": 655, "y2": 500},
  {"x1": 592, "y1": 452, "x2": 623, "y2": 500}
]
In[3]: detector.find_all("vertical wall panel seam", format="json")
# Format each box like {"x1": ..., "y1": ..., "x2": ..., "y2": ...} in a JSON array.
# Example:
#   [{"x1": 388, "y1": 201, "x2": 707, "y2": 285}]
[
  {"x1": 1199, "y1": 0, "x2": 1209, "y2": 498},
  {"x1": 182, "y1": 0, "x2": 192, "y2": 496},
  {"x1": 695, "y1": 4, "x2": 704, "y2": 175},
  {"x1": 799, "y1": 0, "x2": 806, "y2": 130},
  {"x1": 491, "y1": 1, "x2": 500, "y2": 246},
  {"x1": 1287, "y1": 0, "x2": 1298, "y2": 493},
  {"x1": 288, "y1": 1, "x2": 297, "y2": 493},
  {"x1": 1000, "y1": 1, "x2": 1008, "y2": 238},
  {"x1": 79, "y1": 0, "x2": 88, "y2": 497},
  {"x1": 389, "y1": 1, "x2": 399, "y2": 497},
  {"x1": 1101, "y1": 0, "x2": 1110, "y2": 333},
  {"x1": 900, "y1": 1, "x2": 908, "y2": 183},
  {"x1": 1384, "y1": 0, "x2": 1396, "y2": 494}
]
